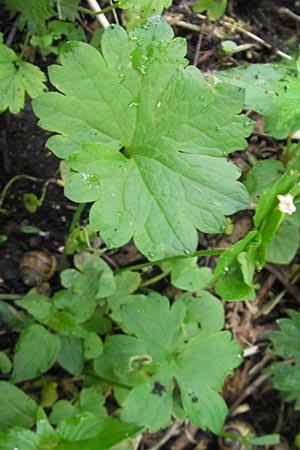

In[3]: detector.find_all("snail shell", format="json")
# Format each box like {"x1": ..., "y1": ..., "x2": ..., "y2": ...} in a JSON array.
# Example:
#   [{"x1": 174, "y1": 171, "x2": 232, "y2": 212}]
[
  {"x1": 218, "y1": 420, "x2": 256, "y2": 450},
  {"x1": 19, "y1": 250, "x2": 56, "y2": 286}
]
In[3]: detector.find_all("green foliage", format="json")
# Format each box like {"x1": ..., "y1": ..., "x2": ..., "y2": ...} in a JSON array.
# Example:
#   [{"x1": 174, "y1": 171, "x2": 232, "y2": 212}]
[
  {"x1": 193, "y1": 0, "x2": 227, "y2": 20},
  {"x1": 269, "y1": 310, "x2": 300, "y2": 408},
  {"x1": 33, "y1": 16, "x2": 252, "y2": 261},
  {"x1": 0, "y1": 37, "x2": 47, "y2": 114},
  {"x1": 217, "y1": 62, "x2": 300, "y2": 138},
  {"x1": 211, "y1": 172, "x2": 300, "y2": 300},
  {"x1": 11, "y1": 324, "x2": 61, "y2": 383},
  {"x1": 161, "y1": 257, "x2": 212, "y2": 291},
  {"x1": 5, "y1": 0, "x2": 55, "y2": 35},
  {"x1": 95, "y1": 292, "x2": 241, "y2": 433},
  {"x1": 244, "y1": 160, "x2": 300, "y2": 264},
  {"x1": 2, "y1": 0, "x2": 300, "y2": 444},
  {"x1": 0, "y1": 382, "x2": 38, "y2": 432},
  {"x1": 117, "y1": 0, "x2": 172, "y2": 20}
]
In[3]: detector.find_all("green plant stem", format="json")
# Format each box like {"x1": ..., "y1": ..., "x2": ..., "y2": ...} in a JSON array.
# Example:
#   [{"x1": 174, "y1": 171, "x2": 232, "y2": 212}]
[
  {"x1": 20, "y1": 31, "x2": 30, "y2": 59},
  {"x1": 140, "y1": 271, "x2": 169, "y2": 287},
  {"x1": 59, "y1": 203, "x2": 86, "y2": 272},
  {"x1": 0, "y1": 174, "x2": 63, "y2": 213},
  {"x1": 0, "y1": 294, "x2": 23, "y2": 300},
  {"x1": 115, "y1": 248, "x2": 225, "y2": 274},
  {"x1": 60, "y1": 1, "x2": 117, "y2": 16},
  {"x1": 0, "y1": 174, "x2": 39, "y2": 210}
]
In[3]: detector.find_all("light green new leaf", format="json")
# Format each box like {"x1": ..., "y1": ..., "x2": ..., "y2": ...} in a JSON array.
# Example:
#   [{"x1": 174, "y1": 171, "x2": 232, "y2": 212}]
[
  {"x1": 0, "y1": 381, "x2": 38, "y2": 432},
  {"x1": 11, "y1": 324, "x2": 61, "y2": 383},
  {"x1": 193, "y1": 0, "x2": 227, "y2": 21},
  {"x1": 0, "y1": 42, "x2": 47, "y2": 113},
  {"x1": 33, "y1": 16, "x2": 251, "y2": 260},
  {"x1": 6, "y1": 0, "x2": 55, "y2": 35},
  {"x1": 101, "y1": 293, "x2": 241, "y2": 433}
]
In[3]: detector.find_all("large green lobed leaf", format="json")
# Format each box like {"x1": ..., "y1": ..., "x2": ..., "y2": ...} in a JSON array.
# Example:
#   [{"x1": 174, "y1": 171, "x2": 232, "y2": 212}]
[
  {"x1": 95, "y1": 293, "x2": 241, "y2": 433},
  {"x1": 33, "y1": 16, "x2": 252, "y2": 260}
]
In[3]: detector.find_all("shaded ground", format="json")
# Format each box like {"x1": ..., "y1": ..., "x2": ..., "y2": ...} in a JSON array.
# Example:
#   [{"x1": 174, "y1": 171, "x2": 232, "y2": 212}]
[{"x1": 1, "y1": 1, "x2": 300, "y2": 448}]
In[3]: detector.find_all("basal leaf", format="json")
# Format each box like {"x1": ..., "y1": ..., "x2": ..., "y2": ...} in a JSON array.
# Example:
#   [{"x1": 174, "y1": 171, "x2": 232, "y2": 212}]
[
  {"x1": 99, "y1": 293, "x2": 241, "y2": 433},
  {"x1": 0, "y1": 42, "x2": 47, "y2": 114},
  {"x1": 11, "y1": 324, "x2": 61, "y2": 383},
  {"x1": 33, "y1": 16, "x2": 252, "y2": 260}
]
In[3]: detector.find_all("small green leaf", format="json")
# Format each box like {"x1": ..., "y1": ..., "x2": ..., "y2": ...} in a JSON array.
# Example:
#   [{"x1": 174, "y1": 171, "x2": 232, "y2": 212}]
[
  {"x1": 251, "y1": 434, "x2": 280, "y2": 446},
  {"x1": 0, "y1": 381, "x2": 38, "y2": 432},
  {"x1": 33, "y1": 17, "x2": 252, "y2": 260},
  {"x1": 0, "y1": 353, "x2": 12, "y2": 374},
  {"x1": 106, "y1": 271, "x2": 143, "y2": 322},
  {"x1": 50, "y1": 401, "x2": 77, "y2": 424},
  {"x1": 11, "y1": 324, "x2": 61, "y2": 383},
  {"x1": 84, "y1": 332, "x2": 103, "y2": 359},
  {"x1": 211, "y1": 230, "x2": 259, "y2": 301},
  {"x1": 57, "y1": 335, "x2": 84, "y2": 376},
  {"x1": 0, "y1": 42, "x2": 47, "y2": 114},
  {"x1": 221, "y1": 40, "x2": 237, "y2": 54},
  {"x1": 266, "y1": 221, "x2": 300, "y2": 264},
  {"x1": 36, "y1": 407, "x2": 59, "y2": 447},
  {"x1": 19, "y1": 225, "x2": 44, "y2": 234},
  {"x1": 76, "y1": 387, "x2": 107, "y2": 418},
  {"x1": 162, "y1": 257, "x2": 212, "y2": 291},
  {"x1": 193, "y1": 0, "x2": 227, "y2": 20},
  {"x1": 269, "y1": 310, "x2": 300, "y2": 407},
  {"x1": 16, "y1": 293, "x2": 88, "y2": 338},
  {"x1": 23, "y1": 193, "x2": 41, "y2": 213},
  {"x1": 244, "y1": 160, "x2": 285, "y2": 202}
]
